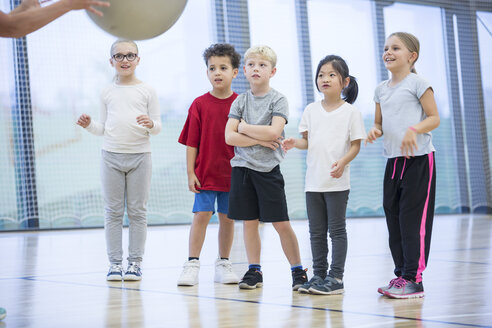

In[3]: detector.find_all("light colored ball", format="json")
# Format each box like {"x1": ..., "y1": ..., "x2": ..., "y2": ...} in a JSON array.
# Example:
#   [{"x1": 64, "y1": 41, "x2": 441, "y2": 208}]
[{"x1": 87, "y1": 0, "x2": 188, "y2": 40}]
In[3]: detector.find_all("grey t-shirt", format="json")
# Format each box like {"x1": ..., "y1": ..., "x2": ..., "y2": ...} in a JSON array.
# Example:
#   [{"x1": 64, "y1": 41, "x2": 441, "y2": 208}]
[
  {"x1": 374, "y1": 73, "x2": 435, "y2": 158},
  {"x1": 228, "y1": 88, "x2": 289, "y2": 172}
]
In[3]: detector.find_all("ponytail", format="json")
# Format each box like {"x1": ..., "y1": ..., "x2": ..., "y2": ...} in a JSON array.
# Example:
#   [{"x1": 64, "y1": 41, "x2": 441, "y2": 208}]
[{"x1": 343, "y1": 75, "x2": 358, "y2": 104}]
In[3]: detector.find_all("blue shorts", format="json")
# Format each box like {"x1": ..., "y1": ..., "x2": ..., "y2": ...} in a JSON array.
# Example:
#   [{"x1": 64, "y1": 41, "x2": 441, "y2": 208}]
[{"x1": 192, "y1": 190, "x2": 229, "y2": 214}]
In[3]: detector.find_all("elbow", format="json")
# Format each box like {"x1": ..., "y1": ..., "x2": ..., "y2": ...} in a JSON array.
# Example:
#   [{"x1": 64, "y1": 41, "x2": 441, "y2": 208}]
[
  {"x1": 0, "y1": 27, "x2": 23, "y2": 38},
  {"x1": 225, "y1": 132, "x2": 234, "y2": 146},
  {"x1": 434, "y1": 116, "x2": 440, "y2": 129},
  {"x1": 268, "y1": 130, "x2": 282, "y2": 141}
]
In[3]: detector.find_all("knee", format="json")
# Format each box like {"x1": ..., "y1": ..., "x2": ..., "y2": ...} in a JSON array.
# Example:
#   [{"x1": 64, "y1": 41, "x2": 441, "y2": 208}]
[
  {"x1": 105, "y1": 207, "x2": 124, "y2": 222},
  {"x1": 193, "y1": 212, "x2": 213, "y2": 225},
  {"x1": 273, "y1": 221, "x2": 292, "y2": 234},
  {"x1": 328, "y1": 225, "x2": 347, "y2": 239},
  {"x1": 127, "y1": 207, "x2": 146, "y2": 223}
]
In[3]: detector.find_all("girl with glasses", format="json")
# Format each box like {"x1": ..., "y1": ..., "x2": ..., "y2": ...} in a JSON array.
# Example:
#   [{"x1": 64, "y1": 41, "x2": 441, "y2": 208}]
[{"x1": 77, "y1": 39, "x2": 162, "y2": 282}]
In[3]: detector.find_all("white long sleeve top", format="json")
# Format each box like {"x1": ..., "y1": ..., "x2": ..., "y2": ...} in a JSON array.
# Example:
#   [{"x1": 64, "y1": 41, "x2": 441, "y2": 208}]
[{"x1": 86, "y1": 82, "x2": 162, "y2": 153}]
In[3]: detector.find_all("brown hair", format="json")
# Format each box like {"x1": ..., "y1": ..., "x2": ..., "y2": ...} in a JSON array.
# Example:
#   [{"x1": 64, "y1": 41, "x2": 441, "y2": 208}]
[{"x1": 389, "y1": 32, "x2": 420, "y2": 73}]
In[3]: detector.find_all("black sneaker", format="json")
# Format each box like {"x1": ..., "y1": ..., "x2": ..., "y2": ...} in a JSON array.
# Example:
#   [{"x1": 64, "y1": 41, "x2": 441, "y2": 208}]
[
  {"x1": 298, "y1": 275, "x2": 324, "y2": 293},
  {"x1": 292, "y1": 268, "x2": 308, "y2": 291},
  {"x1": 309, "y1": 276, "x2": 344, "y2": 295},
  {"x1": 239, "y1": 268, "x2": 263, "y2": 289}
]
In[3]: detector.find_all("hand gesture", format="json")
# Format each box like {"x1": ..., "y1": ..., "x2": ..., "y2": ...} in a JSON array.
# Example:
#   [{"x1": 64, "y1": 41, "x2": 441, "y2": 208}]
[
  {"x1": 18, "y1": 0, "x2": 43, "y2": 11},
  {"x1": 76, "y1": 114, "x2": 91, "y2": 128},
  {"x1": 188, "y1": 172, "x2": 201, "y2": 193},
  {"x1": 65, "y1": 0, "x2": 110, "y2": 17},
  {"x1": 136, "y1": 115, "x2": 154, "y2": 128},
  {"x1": 365, "y1": 127, "x2": 382, "y2": 145},
  {"x1": 330, "y1": 160, "x2": 345, "y2": 179},
  {"x1": 282, "y1": 138, "x2": 296, "y2": 152},
  {"x1": 400, "y1": 128, "x2": 418, "y2": 158}
]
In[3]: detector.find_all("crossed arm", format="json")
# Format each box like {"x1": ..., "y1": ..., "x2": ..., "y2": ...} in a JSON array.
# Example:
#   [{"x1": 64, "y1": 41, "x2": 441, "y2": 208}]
[
  {"x1": 0, "y1": 0, "x2": 109, "y2": 38},
  {"x1": 224, "y1": 116, "x2": 286, "y2": 150}
]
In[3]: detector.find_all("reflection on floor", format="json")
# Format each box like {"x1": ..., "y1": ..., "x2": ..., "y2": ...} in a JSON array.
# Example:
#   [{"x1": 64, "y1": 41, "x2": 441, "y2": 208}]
[{"x1": 0, "y1": 215, "x2": 491, "y2": 327}]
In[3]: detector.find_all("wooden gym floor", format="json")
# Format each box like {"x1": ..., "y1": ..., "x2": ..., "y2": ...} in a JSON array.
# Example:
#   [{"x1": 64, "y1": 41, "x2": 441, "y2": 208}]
[{"x1": 0, "y1": 214, "x2": 491, "y2": 327}]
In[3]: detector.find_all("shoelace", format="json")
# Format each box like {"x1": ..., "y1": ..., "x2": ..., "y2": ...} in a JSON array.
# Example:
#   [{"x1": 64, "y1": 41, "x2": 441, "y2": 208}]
[
  {"x1": 109, "y1": 264, "x2": 123, "y2": 273},
  {"x1": 182, "y1": 262, "x2": 199, "y2": 274},
  {"x1": 387, "y1": 277, "x2": 399, "y2": 287},
  {"x1": 392, "y1": 277, "x2": 408, "y2": 288},
  {"x1": 218, "y1": 260, "x2": 233, "y2": 271},
  {"x1": 126, "y1": 263, "x2": 140, "y2": 274}
]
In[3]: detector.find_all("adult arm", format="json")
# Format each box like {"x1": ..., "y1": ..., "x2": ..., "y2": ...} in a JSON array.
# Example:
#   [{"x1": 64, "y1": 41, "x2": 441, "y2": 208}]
[{"x1": 0, "y1": 0, "x2": 109, "y2": 38}]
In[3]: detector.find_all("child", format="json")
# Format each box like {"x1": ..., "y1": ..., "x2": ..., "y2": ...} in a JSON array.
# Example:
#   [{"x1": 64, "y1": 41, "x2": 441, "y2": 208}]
[
  {"x1": 283, "y1": 55, "x2": 366, "y2": 295},
  {"x1": 77, "y1": 39, "x2": 161, "y2": 281},
  {"x1": 177, "y1": 44, "x2": 241, "y2": 286},
  {"x1": 224, "y1": 45, "x2": 308, "y2": 290},
  {"x1": 366, "y1": 32, "x2": 440, "y2": 299}
]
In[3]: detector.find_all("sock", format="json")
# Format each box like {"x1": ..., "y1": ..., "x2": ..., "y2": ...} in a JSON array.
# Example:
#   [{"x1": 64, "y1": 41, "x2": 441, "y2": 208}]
[
  {"x1": 249, "y1": 264, "x2": 261, "y2": 272},
  {"x1": 188, "y1": 257, "x2": 199, "y2": 261},
  {"x1": 220, "y1": 257, "x2": 229, "y2": 260},
  {"x1": 291, "y1": 265, "x2": 303, "y2": 272}
]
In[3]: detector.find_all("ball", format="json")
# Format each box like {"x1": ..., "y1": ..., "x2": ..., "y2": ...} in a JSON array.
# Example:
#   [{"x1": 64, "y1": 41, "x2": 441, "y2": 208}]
[{"x1": 87, "y1": 0, "x2": 188, "y2": 40}]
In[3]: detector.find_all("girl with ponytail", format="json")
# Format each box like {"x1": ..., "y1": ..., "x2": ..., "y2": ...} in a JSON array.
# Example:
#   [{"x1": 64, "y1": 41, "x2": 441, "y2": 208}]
[
  {"x1": 282, "y1": 55, "x2": 366, "y2": 295},
  {"x1": 366, "y1": 32, "x2": 440, "y2": 299}
]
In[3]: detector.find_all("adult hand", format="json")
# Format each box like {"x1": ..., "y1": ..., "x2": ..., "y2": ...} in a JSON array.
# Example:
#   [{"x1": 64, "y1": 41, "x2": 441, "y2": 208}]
[{"x1": 64, "y1": 0, "x2": 110, "y2": 17}]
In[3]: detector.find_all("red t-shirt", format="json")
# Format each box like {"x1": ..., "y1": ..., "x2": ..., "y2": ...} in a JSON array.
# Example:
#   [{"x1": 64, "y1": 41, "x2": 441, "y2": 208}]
[{"x1": 178, "y1": 92, "x2": 237, "y2": 192}]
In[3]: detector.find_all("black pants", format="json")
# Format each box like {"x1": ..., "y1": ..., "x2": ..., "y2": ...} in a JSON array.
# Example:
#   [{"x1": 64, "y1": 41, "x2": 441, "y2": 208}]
[{"x1": 383, "y1": 153, "x2": 436, "y2": 283}]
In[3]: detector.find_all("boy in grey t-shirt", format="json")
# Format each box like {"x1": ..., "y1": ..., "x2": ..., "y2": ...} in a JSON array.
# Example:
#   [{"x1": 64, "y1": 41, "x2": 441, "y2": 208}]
[{"x1": 225, "y1": 45, "x2": 307, "y2": 290}]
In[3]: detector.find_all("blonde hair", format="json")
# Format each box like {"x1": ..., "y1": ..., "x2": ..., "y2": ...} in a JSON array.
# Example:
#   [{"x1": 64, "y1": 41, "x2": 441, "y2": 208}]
[
  {"x1": 389, "y1": 32, "x2": 420, "y2": 73},
  {"x1": 244, "y1": 45, "x2": 277, "y2": 68},
  {"x1": 110, "y1": 39, "x2": 139, "y2": 57}
]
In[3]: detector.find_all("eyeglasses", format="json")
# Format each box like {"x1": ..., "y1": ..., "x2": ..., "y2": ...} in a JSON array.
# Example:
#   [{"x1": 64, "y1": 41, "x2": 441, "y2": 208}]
[{"x1": 112, "y1": 53, "x2": 138, "y2": 62}]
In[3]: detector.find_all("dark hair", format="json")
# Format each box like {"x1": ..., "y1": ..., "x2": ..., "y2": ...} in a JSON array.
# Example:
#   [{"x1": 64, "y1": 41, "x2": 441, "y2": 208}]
[
  {"x1": 203, "y1": 43, "x2": 241, "y2": 69},
  {"x1": 315, "y1": 55, "x2": 358, "y2": 104}
]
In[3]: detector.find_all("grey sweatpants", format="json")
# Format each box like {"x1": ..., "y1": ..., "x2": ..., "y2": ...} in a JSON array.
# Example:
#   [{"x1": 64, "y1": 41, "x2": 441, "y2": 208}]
[
  {"x1": 101, "y1": 150, "x2": 152, "y2": 264},
  {"x1": 306, "y1": 190, "x2": 349, "y2": 279}
]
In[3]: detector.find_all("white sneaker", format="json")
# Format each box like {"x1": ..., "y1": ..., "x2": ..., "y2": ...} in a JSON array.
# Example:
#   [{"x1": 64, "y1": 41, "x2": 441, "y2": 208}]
[
  {"x1": 123, "y1": 262, "x2": 142, "y2": 281},
  {"x1": 107, "y1": 263, "x2": 123, "y2": 281},
  {"x1": 214, "y1": 258, "x2": 239, "y2": 284},
  {"x1": 177, "y1": 259, "x2": 200, "y2": 286}
]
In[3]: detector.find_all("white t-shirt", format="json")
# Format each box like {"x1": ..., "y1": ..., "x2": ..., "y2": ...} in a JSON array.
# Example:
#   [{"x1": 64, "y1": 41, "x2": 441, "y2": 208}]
[
  {"x1": 374, "y1": 73, "x2": 435, "y2": 158},
  {"x1": 86, "y1": 82, "x2": 162, "y2": 153},
  {"x1": 299, "y1": 101, "x2": 366, "y2": 192}
]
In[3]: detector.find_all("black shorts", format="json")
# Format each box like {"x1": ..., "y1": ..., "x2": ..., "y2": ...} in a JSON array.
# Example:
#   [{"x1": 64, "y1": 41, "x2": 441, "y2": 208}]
[{"x1": 228, "y1": 165, "x2": 289, "y2": 222}]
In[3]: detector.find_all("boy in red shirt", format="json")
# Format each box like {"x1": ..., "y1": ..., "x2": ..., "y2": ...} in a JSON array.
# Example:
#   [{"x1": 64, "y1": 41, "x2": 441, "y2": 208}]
[{"x1": 177, "y1": 44, "x2": 241, "y2": 286}]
